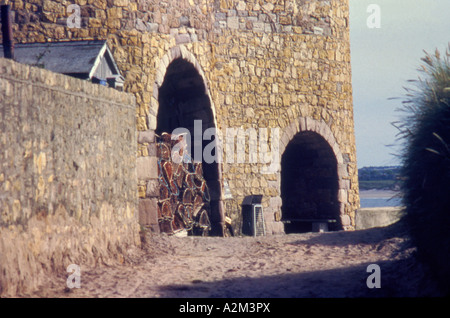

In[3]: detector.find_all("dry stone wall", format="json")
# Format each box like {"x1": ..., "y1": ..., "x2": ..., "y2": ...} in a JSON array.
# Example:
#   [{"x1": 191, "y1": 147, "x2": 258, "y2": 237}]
[
  {"x1": 0, "y1": 57, "x2": 139, "y2": 296},
  {"x1": 2, "y1": 0, "x2": 359, "y2": 237}
]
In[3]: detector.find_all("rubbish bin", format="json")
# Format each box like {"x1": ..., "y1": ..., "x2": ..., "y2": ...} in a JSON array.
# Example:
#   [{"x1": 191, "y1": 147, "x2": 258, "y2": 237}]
[{"x1": 242, "y1": 195, "x2": 265, "y2": 236}]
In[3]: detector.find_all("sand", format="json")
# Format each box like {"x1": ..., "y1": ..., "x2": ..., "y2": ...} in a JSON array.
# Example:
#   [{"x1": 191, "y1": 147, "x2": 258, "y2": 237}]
[{"x1": 16, "y1": 220, "x2": 444, "y2": 299}]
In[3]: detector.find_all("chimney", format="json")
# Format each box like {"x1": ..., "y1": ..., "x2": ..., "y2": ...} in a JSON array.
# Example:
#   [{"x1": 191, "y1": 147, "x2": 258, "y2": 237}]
[{"x1": 1, "y1": 4, "x2": 14, "y2": 59}]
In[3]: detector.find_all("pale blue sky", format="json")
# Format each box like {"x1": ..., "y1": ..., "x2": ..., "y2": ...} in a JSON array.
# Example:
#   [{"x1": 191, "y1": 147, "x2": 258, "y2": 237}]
[{"x1": 349, "y1": 0, "x2": 450, "y2": 168}]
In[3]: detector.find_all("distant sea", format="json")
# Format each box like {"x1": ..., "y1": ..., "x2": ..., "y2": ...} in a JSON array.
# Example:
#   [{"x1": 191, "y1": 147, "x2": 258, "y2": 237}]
[{"x1": 359, "y1": 190, "x2": 403, "y2": 208}]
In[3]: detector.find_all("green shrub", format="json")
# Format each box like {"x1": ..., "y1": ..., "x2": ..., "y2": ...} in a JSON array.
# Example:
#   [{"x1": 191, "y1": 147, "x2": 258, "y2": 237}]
[{"x1": 395, "y1": 45, "x2": 450, "y2": 295}]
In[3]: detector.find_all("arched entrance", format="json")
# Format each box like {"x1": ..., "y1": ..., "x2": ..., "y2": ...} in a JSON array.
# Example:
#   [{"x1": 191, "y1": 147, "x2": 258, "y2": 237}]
[
  {"x1": 281, "y1": 131, "x2": 342, "y2": 233},
  {"x1": 156, "y1": 57, "x2": 224, "y2": 236}
]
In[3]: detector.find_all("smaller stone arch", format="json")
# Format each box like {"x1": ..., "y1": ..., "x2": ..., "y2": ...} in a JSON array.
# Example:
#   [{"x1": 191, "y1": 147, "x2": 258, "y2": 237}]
[
  {"x1": 279, "y1": 117, "x2": 345, "y2": 167},
  {"x1": 275, "y1": 117, "x2": 351, "y2": 232}
]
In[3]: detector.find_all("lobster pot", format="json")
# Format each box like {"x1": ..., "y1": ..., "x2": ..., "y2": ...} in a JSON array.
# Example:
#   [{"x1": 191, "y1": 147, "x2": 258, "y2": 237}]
[
  {"x1": 156, "y1": 132, "x2": 211, "y2": 236},
  {"x1": 242, "y1": 195, "x2": 265, "y2": 237}
]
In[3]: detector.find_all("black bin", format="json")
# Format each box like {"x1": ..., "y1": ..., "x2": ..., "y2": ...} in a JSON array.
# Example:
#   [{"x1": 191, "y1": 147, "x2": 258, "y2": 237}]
[{"x1": 241, "y1": 195, "x2": 264, "y2": 236}]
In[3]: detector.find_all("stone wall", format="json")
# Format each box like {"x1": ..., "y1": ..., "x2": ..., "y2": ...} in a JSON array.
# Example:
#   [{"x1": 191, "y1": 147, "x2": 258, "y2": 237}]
[
  {"x1": 0, "y1": 57, "x2": 139, "y2": 296},
  {"x1": 355, "y1": 207, "x2": 404, "y2": 230},
  {"x1": 2, "y1": 0, "x2": 359, "y2": 236}
]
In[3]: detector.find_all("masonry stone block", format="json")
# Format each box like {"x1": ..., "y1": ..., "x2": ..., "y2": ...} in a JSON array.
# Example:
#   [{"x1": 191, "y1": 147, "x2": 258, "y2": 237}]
[
  {"x1": 227, "y1": 16, "x2": 239, "y2": 29},
  {"x1": 269, "y1": 196, "x2": 282, "y2": 209},
  {"x1": 148, "y1": 113, "x2": 157, "y2": 130},
  {"x1": 252, "y1": 21, "x2": 265, "y2": 32},
  {"x1": 138, "y1": 130, "x2": 155, "y2": 144},
  {"x1": 338, "y1": 163, "x2": 349, "y2": 178},
  {"x1": 139, "y1": 198, "x2": 159, "y2": 226},
  {"x1": 338, "y1": 189, "x2": 348, "y2": 203},
  {"x1": 146, "y1": 179, "x2": 160, "y2": 198},
  {"x1": 175, "y1": 33, "x2": 191, "y2": 45},
  {"x1": 340, "y1": 214, "x2": 351, "y2": 227},
  {"x1": 137, "y1": 156, "x2": 158, "y2": 180}
]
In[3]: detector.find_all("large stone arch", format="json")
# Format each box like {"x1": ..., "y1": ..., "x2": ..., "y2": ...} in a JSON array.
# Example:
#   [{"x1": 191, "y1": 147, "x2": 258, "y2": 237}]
[
  {"x1": 149, "y1": 45, "x2": 218, "y2": 129},
  {"x1": 150, "y1": 45, "x2": 225, "y2": 236},
  {"x1": 269, "y1": 117, "x2": 352, "y2": 233}
]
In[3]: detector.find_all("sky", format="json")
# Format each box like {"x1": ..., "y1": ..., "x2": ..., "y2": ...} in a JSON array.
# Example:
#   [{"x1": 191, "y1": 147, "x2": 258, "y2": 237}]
[{"x1": 349, "y1": 0, "x2": 450, "y2": 168}]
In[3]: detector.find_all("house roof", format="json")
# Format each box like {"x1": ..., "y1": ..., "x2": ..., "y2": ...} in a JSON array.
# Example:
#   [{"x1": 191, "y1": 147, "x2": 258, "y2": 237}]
[{"x1": 0, "y1": 40, "x2": 121, "y2": 79}]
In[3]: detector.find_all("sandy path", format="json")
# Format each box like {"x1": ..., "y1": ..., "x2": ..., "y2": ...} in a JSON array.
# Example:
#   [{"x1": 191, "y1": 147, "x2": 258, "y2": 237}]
[{"x1": 22, "y1": 222, "x2": 442, "y2": 298}]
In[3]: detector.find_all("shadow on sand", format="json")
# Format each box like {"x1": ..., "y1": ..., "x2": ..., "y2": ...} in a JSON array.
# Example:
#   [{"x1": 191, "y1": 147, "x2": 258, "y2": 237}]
[
  {"x1": 157, "y1": 258, "x2": 439, "y2": 298},
  {"x1": 156, "y1": 222, "x2": 442, "y2": 298}
]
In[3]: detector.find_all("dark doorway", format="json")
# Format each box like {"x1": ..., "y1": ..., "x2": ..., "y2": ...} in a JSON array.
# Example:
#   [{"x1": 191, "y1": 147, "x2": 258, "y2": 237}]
[
  {"x1": 281, "y1": 131, "x2": 341, "y2": 233},
  {"x1": 157, "y1": 58, "x2": 223, "y2": 235}
]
